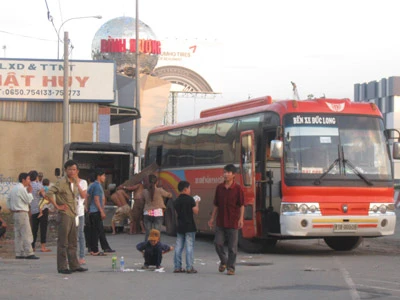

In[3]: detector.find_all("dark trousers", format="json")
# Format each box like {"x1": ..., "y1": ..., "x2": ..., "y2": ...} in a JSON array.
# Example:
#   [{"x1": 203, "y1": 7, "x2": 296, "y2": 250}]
[
  {"x1": 0, "y1": 226, "x2": 6, "y2": 238},
  {"x1": 144, "y1": 248, "x2": 163, "y2": 267},
  {"x1": 31, "y1": 208, "x2": 49, "y2": 249},
  {"x1": 88, "y1": 212, "x2": 111, "y2": 253},
  {"x1": 84, "y1": 212, "x2": 90, "y2": 249},
  {"x1": 214, "y1": 227, "x2": 239, "y2": 270}
]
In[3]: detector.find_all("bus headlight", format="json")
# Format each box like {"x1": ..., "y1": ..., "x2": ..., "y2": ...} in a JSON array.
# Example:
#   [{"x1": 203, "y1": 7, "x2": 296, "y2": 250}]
[
  {"x1": 369, "y1": 203, "x2": 395, "y2": 214},
  {"x1": 281, "y1": 203, "x2": 321, "y2": 215},
  {"x1": 282, "y1": 204, "x2": 298, "y2": 212},
  {"x1": 387, "y1": 204, "x2": 395, "y2": 211},
  {"x1": 299, "y1": 204, "x2": 308, "y2": 214}
]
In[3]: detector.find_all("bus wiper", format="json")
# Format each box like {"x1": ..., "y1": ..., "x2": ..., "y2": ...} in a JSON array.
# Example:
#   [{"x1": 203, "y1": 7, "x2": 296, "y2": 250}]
[
  {"x1": 343, "y1": 159, "x2": 373, "y2": 186},
  {"x1": 314, "y1": 158, "x2": 340, "y2": 185}
]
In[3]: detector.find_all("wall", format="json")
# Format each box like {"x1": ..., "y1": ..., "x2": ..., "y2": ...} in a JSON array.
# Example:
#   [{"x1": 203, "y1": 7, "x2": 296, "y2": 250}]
[{"x1": 0, "y1": 120, "x2": 94, "y2": 210}]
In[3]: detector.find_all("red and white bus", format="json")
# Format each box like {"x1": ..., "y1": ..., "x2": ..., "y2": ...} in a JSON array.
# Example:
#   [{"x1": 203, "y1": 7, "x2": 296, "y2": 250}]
[{"x1": 144, "y1": 96, "x2": 399, "y2": 252}]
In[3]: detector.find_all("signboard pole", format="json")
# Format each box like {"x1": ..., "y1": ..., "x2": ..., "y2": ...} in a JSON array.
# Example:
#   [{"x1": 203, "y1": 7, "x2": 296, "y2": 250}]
[{"x1": 63, "y1": 31, "x2": 70, "y2": 146}]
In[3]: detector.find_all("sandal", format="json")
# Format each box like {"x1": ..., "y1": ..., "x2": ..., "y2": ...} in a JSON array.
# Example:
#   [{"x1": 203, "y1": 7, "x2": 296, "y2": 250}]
[
  {"x1": 227, "y1": 268, "x2": 235, "y2": 275},
  {"x1": 40, "y1": 248, "x2": 51, "y2": 252},
  {"x1": 90, "y1": 251, "x2": 107, "y2": 256},
  {"x1": 173, "y1": 268, "x2": 186, "y2": 273},
  {"x1": 186, "y1": 268, "x2": 198, "y2": 274},
  {"x1": 218, "y1": 264, "x2": 226, "y2": 272}
]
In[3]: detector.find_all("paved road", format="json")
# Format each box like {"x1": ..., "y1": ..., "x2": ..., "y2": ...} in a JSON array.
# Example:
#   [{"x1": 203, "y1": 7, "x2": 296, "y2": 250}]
[{"x1": 0, "y1": 209, "x2": 398, "y2": 300}]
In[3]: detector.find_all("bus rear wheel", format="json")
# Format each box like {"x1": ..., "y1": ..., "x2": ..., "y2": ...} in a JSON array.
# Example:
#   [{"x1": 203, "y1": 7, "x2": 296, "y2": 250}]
[
  {"x1": 164, "y1": 202, "x2": 177, "y2": 236},
  {"x1": 324, "y1": 236, "x2": 363, "y2": 251}
]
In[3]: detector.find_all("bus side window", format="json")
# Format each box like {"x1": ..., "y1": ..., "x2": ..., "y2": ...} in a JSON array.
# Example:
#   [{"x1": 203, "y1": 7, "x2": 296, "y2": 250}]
[{"x1": 156, "y1": 146, "x2": 162, "y2": 166}]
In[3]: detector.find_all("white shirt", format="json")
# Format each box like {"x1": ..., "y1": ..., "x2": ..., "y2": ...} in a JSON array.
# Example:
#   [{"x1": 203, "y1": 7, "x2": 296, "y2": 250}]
[
  {"x1": 76, "y1": 179, "x2": 88, "y2": 217},
  {"x1": 7, "y1": 183, "x2": 33, "y2": 212}
]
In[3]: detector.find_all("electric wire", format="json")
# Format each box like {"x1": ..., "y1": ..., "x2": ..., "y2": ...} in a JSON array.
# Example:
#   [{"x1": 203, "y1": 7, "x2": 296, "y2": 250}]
[
  {"x1": 44, "y1": 0, "x2": 61, "y2": 42},
  {"x1": 0, "y1": 30, "x2": 56, "y2": 42}
]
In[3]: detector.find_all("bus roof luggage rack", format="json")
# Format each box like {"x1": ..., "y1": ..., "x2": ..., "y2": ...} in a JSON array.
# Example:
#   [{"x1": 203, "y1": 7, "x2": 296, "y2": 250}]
[{"x1": 200, "y1": 96, "x2": 273, "y2": 118}]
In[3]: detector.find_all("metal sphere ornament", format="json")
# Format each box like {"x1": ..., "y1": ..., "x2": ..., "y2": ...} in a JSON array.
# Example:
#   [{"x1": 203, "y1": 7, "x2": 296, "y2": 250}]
[{"x1": 91, "y1": 16, "x2": 160, "y2": 76}]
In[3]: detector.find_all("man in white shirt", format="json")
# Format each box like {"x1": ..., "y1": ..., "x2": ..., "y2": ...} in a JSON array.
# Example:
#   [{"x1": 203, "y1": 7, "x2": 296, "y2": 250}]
[{"x1": 7, "y1": 172, "x2": 39, "y2": 259}]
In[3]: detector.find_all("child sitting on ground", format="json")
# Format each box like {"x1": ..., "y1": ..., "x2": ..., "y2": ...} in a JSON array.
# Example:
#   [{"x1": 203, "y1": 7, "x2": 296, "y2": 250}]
[
  {"x1": 136, "y1": 229, "x2": 173, "y2": 269},
  {"x1": 38, "y1": 178, "x2": 53, "y2": 218}
]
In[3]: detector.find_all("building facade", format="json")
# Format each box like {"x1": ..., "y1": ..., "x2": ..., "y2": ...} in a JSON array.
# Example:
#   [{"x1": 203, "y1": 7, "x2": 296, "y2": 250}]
[{"x1": 354, "y1": 76, "x2": 400, "y2": 180}]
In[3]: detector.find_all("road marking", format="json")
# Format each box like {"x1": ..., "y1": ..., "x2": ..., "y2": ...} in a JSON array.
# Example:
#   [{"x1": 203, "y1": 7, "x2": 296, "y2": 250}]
[
  {"x1": 357, "y1": 278, "x2": 400, "y2": 286},
  {"x1": 334, "y1": 257, "x2": 360, "y2": 300},
  {"x1": 357, "y1": 283, "x2": 400, "y2": 294}
]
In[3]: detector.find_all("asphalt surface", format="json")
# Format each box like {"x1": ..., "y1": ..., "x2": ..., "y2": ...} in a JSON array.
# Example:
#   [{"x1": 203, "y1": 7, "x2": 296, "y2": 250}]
[{"x1": 0, "y1": 209, "x2": 398, "y2": 300}]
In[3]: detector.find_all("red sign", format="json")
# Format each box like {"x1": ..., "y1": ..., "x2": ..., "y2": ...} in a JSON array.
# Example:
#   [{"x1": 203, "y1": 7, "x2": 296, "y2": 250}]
[{"x1": 100, "y1": 39, "x2": 161, "y2": 55}]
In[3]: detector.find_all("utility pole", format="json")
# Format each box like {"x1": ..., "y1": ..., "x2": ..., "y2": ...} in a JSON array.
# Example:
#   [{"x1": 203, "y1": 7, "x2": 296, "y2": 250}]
[
  {"x1": 63, "y1": 32, "x2": 70, "y2": 146},
  {"x1": 134, "y1": 0, "x2": 141, "y2": 158}
]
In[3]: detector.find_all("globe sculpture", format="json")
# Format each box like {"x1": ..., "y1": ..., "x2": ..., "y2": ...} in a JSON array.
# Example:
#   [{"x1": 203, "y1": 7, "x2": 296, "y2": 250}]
[{"x1": 91, "y1": 16, "x2": 159, "y2": 75}]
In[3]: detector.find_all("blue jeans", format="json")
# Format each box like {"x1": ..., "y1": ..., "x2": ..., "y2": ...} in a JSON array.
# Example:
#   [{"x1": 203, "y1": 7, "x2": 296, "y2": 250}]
[
  {"x1": 77, "y1": 215, "x2": 85, "y2": 259},
  {"x1": 174, "y1": 232, "x2": 196, "y2": 271}
]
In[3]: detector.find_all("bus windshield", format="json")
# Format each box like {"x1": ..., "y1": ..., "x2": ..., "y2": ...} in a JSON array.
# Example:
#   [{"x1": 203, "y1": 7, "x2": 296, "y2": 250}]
[{"x1": 283, "y1": 114, "x2": 392, "y2": 182}]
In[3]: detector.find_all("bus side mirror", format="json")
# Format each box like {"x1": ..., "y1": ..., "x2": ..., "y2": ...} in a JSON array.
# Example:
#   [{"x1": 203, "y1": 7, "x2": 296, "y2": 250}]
[
  {"x1": 393, "y1": 142, "x2": 400, "y2": 159},
  {"x1": 270, "y1": 140, "x2": 283, "y2": 158},
  {"x1": 55, "y1": 168, "x2": 61, "y2": 177}
]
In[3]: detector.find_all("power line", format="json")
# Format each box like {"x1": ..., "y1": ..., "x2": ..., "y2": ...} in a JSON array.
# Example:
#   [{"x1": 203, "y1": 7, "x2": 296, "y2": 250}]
[
  {"x1": 0, "y1": 30, "x2": 56, "y2": 42},
  {"x1": 44, "y1": 0, "x2": 61, "y2": 42},
  {"x1": 57, "y1": 0, "x2": 64, "y2": 25}
]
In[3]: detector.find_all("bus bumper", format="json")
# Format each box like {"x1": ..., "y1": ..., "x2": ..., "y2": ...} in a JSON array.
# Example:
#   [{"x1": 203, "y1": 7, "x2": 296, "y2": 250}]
[{"x1": 280, "y1": 213, "x2": 396, "y2": 237}]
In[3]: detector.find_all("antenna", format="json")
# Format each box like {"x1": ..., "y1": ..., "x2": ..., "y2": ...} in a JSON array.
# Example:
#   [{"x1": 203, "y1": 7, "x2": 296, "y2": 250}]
[{"x1": 291, "y1": 81, "x2": 300, "y2": 100}]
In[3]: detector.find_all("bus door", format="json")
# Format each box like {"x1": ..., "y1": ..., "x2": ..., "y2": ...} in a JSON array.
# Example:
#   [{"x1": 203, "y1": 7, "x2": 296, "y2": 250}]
[
  {"x1": 262, "y1": 129, "x2": 282, "y2": 235},
  {"x1": 240, "y1": 131, "x2": 257, "y2": 238}
]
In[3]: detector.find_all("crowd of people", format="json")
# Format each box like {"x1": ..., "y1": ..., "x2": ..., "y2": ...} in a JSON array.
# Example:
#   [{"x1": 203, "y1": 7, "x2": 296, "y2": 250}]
[{"x1": 4, "y1": 161, "x2": 245, "y2": 276}]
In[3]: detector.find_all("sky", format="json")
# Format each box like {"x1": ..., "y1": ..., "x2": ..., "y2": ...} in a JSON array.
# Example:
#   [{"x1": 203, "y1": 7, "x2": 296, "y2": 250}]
[{"x1": 1, "y1": 0, "x2": 400, "y2": 105}]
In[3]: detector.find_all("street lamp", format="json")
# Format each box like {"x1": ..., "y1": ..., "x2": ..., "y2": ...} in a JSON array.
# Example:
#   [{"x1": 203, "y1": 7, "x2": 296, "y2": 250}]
[
  {"x1": 57, "y1": 15, "x2": 102, "y2": 59},
  {"x1": 58, "y1": 15, "x2": 101, "y2": 147}
]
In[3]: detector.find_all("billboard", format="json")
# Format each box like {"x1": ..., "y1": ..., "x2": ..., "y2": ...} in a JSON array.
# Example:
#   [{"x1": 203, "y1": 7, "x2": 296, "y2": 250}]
[
  {"x1": 155, "y1": 38, "x2": 222, "y2": 93},
  {"x1": 0, "y1": 58, "x2": 116, "y2": 102}
]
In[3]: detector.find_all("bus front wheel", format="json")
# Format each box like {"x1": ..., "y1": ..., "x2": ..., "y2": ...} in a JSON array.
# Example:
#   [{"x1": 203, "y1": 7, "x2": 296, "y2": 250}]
[
  {"x1": 324, "y1": 236, "x2": 363, "y2": 251},
  {"x1": 238, "y1": 230, "x2": 277, "y2": 253}
]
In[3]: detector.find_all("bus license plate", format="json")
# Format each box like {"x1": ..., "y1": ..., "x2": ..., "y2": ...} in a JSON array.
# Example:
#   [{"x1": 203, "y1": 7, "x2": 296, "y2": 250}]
[{"x1": 333, "y1": 224, "x2": 357, "y2": 232}]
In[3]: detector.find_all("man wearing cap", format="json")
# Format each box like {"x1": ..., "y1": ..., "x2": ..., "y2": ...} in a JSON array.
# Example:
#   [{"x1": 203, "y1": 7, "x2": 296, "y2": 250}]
[{"x1": 136, "y1": 229, "x2": 173, "y2": 269}]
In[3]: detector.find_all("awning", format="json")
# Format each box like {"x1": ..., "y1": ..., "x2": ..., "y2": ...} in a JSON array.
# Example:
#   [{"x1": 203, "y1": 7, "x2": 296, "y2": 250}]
[{"x1": 102, "y1": 104, "x2": 141, "y2": 126}]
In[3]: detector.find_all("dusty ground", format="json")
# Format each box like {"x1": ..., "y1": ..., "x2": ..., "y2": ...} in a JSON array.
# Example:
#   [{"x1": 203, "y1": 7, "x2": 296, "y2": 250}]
[
  {"x1": 1, "y1": 210, "x2": 399, "y2": 258},
  {"x1": 0, "y1": 212, "x2": 58, "y2": 259}
]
